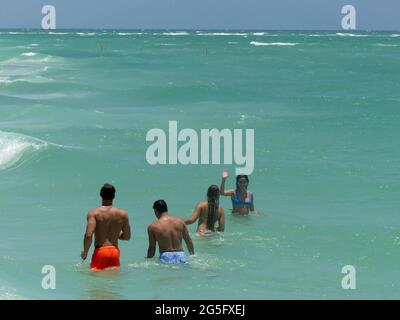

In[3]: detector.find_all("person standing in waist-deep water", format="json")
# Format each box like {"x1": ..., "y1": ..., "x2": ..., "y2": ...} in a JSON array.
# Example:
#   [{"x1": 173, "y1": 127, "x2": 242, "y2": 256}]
[
  {"x1": 147, "y1": 200, "x2": 194, "y2": 264},
  {"x1": 185, "y1": 185, "x2": 225, "y2": 235},
  {"x1": 220, "y1": 170, "x2": 255, "y2": 215},
  {"x1": 80, "y1": 184, "x2": 131, "y2": 271}
]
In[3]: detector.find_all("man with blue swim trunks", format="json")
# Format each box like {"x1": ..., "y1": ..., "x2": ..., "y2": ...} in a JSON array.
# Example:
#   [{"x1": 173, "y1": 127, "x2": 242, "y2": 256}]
[{"x1": 147, "y1": 200, "x2": 194, "y2": 264}]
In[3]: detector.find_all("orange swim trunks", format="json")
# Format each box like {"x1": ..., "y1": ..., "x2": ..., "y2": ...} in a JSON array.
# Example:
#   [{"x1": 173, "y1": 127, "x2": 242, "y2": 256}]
[{"x1": 90, "y1": 245, "x2": 120, "y2": 271}]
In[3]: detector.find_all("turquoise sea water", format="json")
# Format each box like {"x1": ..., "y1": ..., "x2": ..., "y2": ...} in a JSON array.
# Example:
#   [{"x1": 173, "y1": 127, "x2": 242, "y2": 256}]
[{"x1": 0, "y1": 30, "x2": 399, "y2": 299}]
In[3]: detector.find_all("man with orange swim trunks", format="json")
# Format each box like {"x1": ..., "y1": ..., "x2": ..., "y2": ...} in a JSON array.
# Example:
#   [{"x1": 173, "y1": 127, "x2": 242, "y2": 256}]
[{"x1": 80, "y1": 184, "x2": 131, "y2": 271}]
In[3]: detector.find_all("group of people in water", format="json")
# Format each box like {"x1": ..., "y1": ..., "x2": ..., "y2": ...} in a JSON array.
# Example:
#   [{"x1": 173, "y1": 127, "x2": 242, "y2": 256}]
[{"x1": 80, "y1": 170, "x2": 255, "y2": 270}]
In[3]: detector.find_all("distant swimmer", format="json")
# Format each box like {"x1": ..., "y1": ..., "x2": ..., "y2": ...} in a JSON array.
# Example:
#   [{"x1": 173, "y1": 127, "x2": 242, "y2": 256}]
[
  {"x1": 96, "y1": 42, "x2": 105, "y2": 51},
  {"x1": 185, "y1": 185, "x2": 225, "y2": 235},
  {"x1": 80, "y1": 184, "x2": 131, "y2": 271},
  {"x1": 147, "y1": 200, "x2": 194, "y2": 264},
  {"x1": 220, "y1": 169, "x2": 255, "y2": 215}
]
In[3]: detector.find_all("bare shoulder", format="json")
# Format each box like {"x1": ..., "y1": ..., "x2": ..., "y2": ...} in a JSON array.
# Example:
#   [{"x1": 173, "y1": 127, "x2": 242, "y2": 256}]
[
  {"x1": 147, "y1": 222, "x2": 156, "y2": 233},
  {"x1": 87, "y1": 208, "x2": 99, "y2": 218},
  {"x1": 197, "y1": 201, "x2": 207, "y2": 210},
  {"x1": 172, "y1": 216, "x2": 186, "y2": 226},
  {"x1": 193, "y1": 201, "x2": 206, "y2": 212},
  {"x1": 114, "y1": 207, "x2": 129, "y2": 218},
  {"x1": 199, "y1": 201, "x2": 208, "y2": 207}
]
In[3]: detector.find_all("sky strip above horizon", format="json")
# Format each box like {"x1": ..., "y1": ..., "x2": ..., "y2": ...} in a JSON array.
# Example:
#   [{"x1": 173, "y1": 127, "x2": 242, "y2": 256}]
[{"x1": 0, "y1": 0, "x2": 399, "y2": 30}]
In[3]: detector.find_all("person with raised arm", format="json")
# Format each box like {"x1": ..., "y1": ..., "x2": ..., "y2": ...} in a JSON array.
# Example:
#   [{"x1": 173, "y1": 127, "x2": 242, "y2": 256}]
[{"x1": 220, "y1": 169, "x2": 255, "y2": 215}]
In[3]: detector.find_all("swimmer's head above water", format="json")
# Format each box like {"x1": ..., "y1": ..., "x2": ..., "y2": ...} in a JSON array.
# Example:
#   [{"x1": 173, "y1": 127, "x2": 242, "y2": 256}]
[
  {"x1": 100, "y1": 183, "x2": 115, "y2": 207},
  {"x1": 100, "y1": 183, "x2": 115, "y2": 204},
  {"x1": 153, "y1": 199, "x2": 168, "y2": 218},
  {"x1": 207, "y1": 185, "x2": 220, "y2": 204},
  {"x1": 236, "y1": 175, "x2": 249, "y2": 191}
]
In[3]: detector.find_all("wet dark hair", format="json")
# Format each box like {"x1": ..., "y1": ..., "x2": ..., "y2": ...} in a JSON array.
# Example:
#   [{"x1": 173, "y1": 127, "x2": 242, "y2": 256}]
[
  {"x1": 206, "y1": 185, "x2": 220, "y2": 230},
  {"x1": 236, "y1": 175, "x2": 249, "y2": 189},
  {"x1": 153, "y1": 200, "x2": 168, "y2": 213},
  {"x1": 100, "y1": 183, "x2": 115, "y2": 200}
]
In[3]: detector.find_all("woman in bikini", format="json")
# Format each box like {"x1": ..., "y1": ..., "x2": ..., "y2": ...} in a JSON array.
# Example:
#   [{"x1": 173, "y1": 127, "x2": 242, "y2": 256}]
[{"x1": 220, "y1": 169, "x2": 255, "y2": 215}]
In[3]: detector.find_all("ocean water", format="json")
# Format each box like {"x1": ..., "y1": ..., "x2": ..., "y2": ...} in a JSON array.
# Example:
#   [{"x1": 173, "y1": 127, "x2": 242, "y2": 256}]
[{"x1": 0, "y1": 30, "x2": 399, "y2": 300}]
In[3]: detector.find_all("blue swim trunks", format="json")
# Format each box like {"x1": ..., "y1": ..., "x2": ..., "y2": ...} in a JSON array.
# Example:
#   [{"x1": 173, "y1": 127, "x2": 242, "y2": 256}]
[{"x1": 159, "y1": 251, "x2": 189, "y2": 264}]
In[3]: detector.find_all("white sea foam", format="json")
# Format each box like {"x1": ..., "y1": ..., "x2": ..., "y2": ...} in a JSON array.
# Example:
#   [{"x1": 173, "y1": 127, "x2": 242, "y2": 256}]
[
  {"x1": 252, "y1": 32, "x2": 265, "y2": 36},
  {"x1": 2, "y1": 54, "x2": 60, "y2": 68},
  {"x1": 76, "y1": 32, "x2": 97, "y2": 36},
  {"x1": 128, "y1": 260, "x2": 160, "y2": 269},
  {"x1": 0, "y1": 54, "x2": 61, "y2": 84},
  {"x1": 390, "y1": 34, "x2": 400, "y2": 37},
  {"x1": 0, "y1": 131, "x2": 78, "y2": 171},
  {"x1": 335, "y1": 33, "x2": 368, "y2": 37},
  {"x1": 0, "y1": 286, "x2": 25, "y2": 300},
  {"x1": 250, "y1": 41, "x2": 298, "y2": 46},
  {"x1": 0, "y1": 132, "x2": 46, "y2": 170},
  {"x1": 21, "y1": 52, "x2": 37, "y2": 57},
  {"x1": 0, "y1": 60, "x2": 41, "y2": 78},
  {"x1": 197, "y1": 32, "x2": 248, "y2": 36},
  {"x1": 0, "y1": 75, "x2": 53, "y2": 84},
  {"x1": 162, "y1": 32, "x2": 189, "y2": 36},
  {"x1": 2, "y1": 92, "x2": 74, "y2": 100},
  {"x1": 0, "y1": 77, "x2": 10, "y2": 83},
  {"x1": 117, "y1": 32, "x2": 140, "y2": 36},
  {"x1": 376, "y1": 43, "x2": 399, "y2": 47},
  {"x1": 48, "y1": 32, "x2": 70, "y2": 35}
]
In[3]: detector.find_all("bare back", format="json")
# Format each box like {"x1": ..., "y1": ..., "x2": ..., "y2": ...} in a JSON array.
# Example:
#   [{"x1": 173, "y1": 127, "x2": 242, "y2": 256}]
[
  {"x1": 196, "y1": 201, "x2": 224, "y2": 234},
  {"x1": 91, "y1": 206, "x2": 128, "y2": 247},
  {"x1": 150, "y1": 216, "x2": 187, "y2": 253}
]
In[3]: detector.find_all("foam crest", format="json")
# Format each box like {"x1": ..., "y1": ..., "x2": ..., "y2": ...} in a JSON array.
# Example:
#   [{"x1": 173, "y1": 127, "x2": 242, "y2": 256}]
[
  {"x1": 21, "y1": 52, "x2": 37, "y2": 57},
  {"x1": 335, "y1": 33, "x2": 368, "y2": 37},
  {"x1": 162, "y1": 32, "x2": 189, "y2": 36},
  {"x1": 0, "y1": 131, "x2": 77, "y2": 171},
  {"x1": 76, "y1": 32, "x2": 97, "y2": 36},
  {"x1": 250, "y1": 41, "x2": 298, "y2": 46},
  {"x1": 197, "y1": 32, "x2": 248, "y2": 36},
  {"x1": 0, "y1": 132, "x2": 45, "y2": 170}
]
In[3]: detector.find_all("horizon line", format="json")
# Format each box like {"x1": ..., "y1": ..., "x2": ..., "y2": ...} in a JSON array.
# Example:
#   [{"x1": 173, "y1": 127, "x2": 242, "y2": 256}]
[{"x1": 0, "y1": 28, "x2": 399, "y2": 32}]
